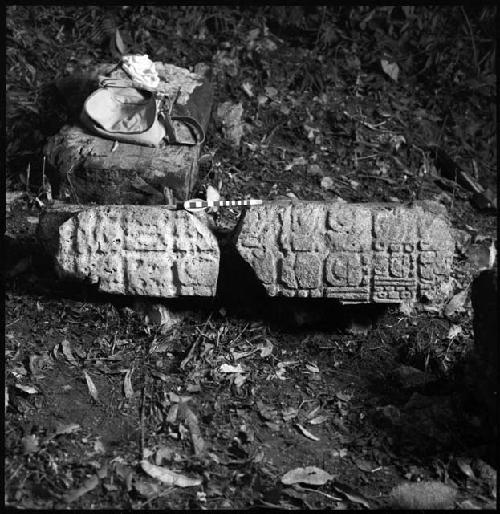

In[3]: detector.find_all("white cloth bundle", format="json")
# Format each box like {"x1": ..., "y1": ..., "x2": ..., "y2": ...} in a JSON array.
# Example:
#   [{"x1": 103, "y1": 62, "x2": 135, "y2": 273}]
[{"x1": 121, "y1": 54, "x2": 160, "y2": 89}]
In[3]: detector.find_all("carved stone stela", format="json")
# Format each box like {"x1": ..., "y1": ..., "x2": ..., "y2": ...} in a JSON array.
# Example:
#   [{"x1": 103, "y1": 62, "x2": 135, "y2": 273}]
[
  {"x1": 235, "y1": 202, "x2": 454, "y2": 303},
  {"x1": 52, "y1": 206, "x2": 219, "y2": 296}
]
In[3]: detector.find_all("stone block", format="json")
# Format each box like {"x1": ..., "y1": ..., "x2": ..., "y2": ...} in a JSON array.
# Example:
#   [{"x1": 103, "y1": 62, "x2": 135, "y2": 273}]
[
  {"x1": 43, "y1": 62, "x2": 213, "y2": 204},
  {"x1": 234, "y1": 201, "x2": 454, "y2": 303},
  {"x1": 37, "y1": 205, "x2": 219, "y2": 296}
]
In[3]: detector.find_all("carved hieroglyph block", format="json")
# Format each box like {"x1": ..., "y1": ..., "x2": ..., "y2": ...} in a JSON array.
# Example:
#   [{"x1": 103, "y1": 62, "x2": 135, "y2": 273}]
[
  {"x1": 234, "y1": 201, "x2": 455, "y2": 303},
  {"x1": 38, "y1": 206, "x2": 219, "y2": 296}
]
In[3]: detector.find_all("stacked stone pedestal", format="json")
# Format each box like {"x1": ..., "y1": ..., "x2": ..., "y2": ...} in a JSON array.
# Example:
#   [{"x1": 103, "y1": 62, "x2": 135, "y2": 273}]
[{"x1": 44, "y1": 62, "x2": 213, "y2": 204}]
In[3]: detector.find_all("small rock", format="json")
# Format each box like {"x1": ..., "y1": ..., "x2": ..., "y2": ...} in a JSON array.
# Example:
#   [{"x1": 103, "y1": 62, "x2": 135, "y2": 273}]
[
  {"x1": 389, "y1": 481, "x2": 456, "y2": 510},
  {"x1": 320, "y1": 176, "x2": 335, "y2": 191},
  {"x1": 307, "y1": 164, "x2": 323, "y2": 177},
  {"x1": 216, "y1": 101, "x2": 243, "y2": 147},
  {"x1": 134, "y1": 301, "x2": 186, "y2": 333},
  {"x1": 391, "y1": 365, "x2": 437, "y2": 390}
]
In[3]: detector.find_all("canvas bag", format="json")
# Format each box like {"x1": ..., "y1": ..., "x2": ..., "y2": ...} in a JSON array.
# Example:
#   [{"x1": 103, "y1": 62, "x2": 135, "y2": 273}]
[{"x1": 81, "y1": 74, "x2": 205, "y2": 147}]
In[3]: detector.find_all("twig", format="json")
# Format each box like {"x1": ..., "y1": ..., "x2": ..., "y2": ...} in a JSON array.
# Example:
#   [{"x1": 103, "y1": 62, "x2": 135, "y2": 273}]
[
  {"x1": 140, "y1": 367, "x2": 147, "y2": 459},
  {"x1": 461, "y1": 6, "x2": 479, "y2": 76},
  {"x1": 136, "y1": 486, "x2": 175, "y2": 509},
  {"x1": 180, "y1": 314, "x2": 213, "y2": 370},
  {"x1": 229, "y1": 322, "x2": 249, "y2": 346},
  {"x1": 26, "y1": 162, "x2": 31, "y2": 193},
  {"x1": 294, "y1": 485, "x2": 343, "y2": 502}
]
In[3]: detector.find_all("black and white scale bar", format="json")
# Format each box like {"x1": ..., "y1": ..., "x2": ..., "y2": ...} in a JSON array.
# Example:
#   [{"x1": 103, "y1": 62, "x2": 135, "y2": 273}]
[{"x1": 182, "y1": 199, "x2": 263, "y2": 209}]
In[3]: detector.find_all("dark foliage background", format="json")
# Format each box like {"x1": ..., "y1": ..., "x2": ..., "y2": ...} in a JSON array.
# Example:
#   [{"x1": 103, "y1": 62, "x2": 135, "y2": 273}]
[
  {"x1": 4, "y1": 5, "x2": 498, "y2": 510},
  {"x1": 6, "y1": 5, "x2": 497, "y2": 195}
]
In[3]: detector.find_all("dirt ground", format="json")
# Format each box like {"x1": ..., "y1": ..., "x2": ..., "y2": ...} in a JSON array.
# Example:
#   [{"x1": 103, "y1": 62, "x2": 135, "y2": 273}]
[{"x1": 5, "y1": 6, "x2": 497, "y2": 509}]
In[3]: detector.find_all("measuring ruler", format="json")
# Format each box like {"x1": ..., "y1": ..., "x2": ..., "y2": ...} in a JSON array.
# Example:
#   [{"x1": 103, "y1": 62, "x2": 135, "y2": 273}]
[{"x1": 167, "y1": 199, "x2": 263, "y2": 211}]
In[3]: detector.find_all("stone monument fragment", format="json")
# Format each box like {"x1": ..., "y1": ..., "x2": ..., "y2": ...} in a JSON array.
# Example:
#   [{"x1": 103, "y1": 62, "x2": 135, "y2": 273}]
[
  {"x1": 234, "y1": 201, "x2": 454, "y2": 303},
  {"x1": 38, "y1": 205, "x2": 219, "y2": 297}
]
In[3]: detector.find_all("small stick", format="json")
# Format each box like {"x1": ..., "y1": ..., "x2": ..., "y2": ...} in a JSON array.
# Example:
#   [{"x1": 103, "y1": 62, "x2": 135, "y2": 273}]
[
  {"x1": 180, "y1": 314, "x2": 212, "y2": 370},
  {"x1": 461, "y1": 6, "x2": 479, "y2": 77},
  {"x1": 140, "y1": 374, "x2": 146, "y2": 459},
  {"x1": 26, "y1": 162, "x2": 31, "y2": 193}
]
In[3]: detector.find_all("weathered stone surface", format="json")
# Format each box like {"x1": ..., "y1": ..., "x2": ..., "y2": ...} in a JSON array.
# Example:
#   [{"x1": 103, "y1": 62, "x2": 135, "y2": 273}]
[
  {"x1": 234, "y1": 201, "x2": 454, "y2": 303},
  {"x1": 38, "y1": 205, "x2": 219, "y2": 296},
  {"x1": 43, "y1": 62, "x2": 213, "y2": 204}
]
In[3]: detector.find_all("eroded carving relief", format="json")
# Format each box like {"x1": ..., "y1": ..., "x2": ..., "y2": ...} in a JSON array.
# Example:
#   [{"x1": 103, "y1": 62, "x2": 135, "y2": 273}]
[
  {"x1": 52, "y1": 206, "x2": 219, "y2": 296},
  {"x1": 235, "y1": 201, "x2": 454, "y2": 303}
]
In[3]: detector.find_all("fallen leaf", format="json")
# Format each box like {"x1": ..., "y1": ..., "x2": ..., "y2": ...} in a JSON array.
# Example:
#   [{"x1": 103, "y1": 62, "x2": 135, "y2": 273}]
[
  {"x1": 123, "y1": 369, "x2": 134, "y2": 399},
  {"x1": 241, "y1": 81, "x2": 254, "y2": 97},
  {"x1": 333, "y1": 481, "x2": 371, "y2": 508},
  {"x1": 61, "y1": 339, "x2": 79, "y2": 366},
  {"x1": 220, "y1": 363, "x2": 244, "y2": 373},
  {"x1": 331, "y1": 448, "x2": 348, "y2": 458},
  {"x1": 133, "y1": 478, "x2": 161, "y2": 499},
  {"x1": 295, "y1": 423, "x2": 320, "y2": 441},
  {"x1": 305, "y1": 363, "x2": 320, "y2": 373},
  {"x1": 168, "y1": 392, "x2": 192, "y2": 403},
  {"x1": 320, "y1": 176, "x2": 335, "y2": 191},
  {"x1": 83, "y1": 371, "x2": 99, "y2": 402},
  {"x1": 355, "y1": 459, "x2": 375, "y2": 473},
  {"x1": 447, "y1": 324, "x2": 462, "y2": 340},
  {"x1": 292, "y1": 156, "x2": 307, "y2": 166},
  {"x1": 455, "y1": 457, "x2": 475, "y2": 479},
  {"x1": 381, "y1": 59, "x2": 400, "y2": 81},
  {"x1": 15, "y1": 383, "x2": 38, "y2": 394},
  {"x1": 257, "y1": 400, "x2": 279, "y2": 421},
  {"x1": 259, "y1": 339, "x2": 274, "y2": 357},
  {"x1": 232, "y1": 350, "x2": 253, "y2": 360},
  {"x1": 265, "y1": 421, "x2": 281, "y2": 431},
  {"x1": 54, "y1": 423, "x2": 80, "y2": 436},
  {"x1": 22, "y1": 434, "x2": 39, "y2": 454},
  {"x1": 305, "y1": 405, "x2": 321, "y2": 419},
  {"x1": 457, "y1": 499, "x2": 481, "y2": 509},
  {"x1": 206, "y1": 184, "x2": 220, "y2": 204},
  {"x1": 113, "y1": 461, "x2": 135, "y2": 491},
  {"x1": 444, "y1": 290, "x2": 469, "y2": 317},
  {"x1": 166, "y1": 403, "x2": 179, "y2": 424},
  {"x1": 94, "y1": 439, "x2": 106, "y2": 454},
  {"x1": 265, "y1": 86, "x2": 278, "y2": 98},
  {"x1": 282, "y1": 407, "x2": 299, "y2": 422},
  {"x1": 180, "y1": 402, "x2": 206, "y2": 456},
  {"x1": 389, "y1": 481, "x2": 456, "y2": 509},
  {"x1": 140, "y1": 460, "x2": 202, "y2": 487},
  {"x1": 233, "y1": 373, "x2": 247, "y2": 388},
  {"x1": 309, "y1": 415, "x2": 329, "y2": 426},
  {"x1": 281, "y1": 466, "x2": 333, "y2": 486},
  {"x1": 155, "y1": 446, "x2": 177, "y2": 465},
  {"x1": 114, "y1": 28, "x2": 127, "y2": 55},
  {"x1": 62, "y1": 476, "x2": 100, "y2": 503},
  {"x1": 335, "y1": 391, "x2": 352, "y2": 402},
  {"x1": 257, "y1": 95, "x2": 268, "y2": 106}
]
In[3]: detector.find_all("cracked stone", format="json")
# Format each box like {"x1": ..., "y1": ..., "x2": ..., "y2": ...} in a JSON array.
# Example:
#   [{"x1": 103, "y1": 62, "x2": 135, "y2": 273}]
[{"x1": 234, "y1": 200, "x2": 455, "y2": 304}]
